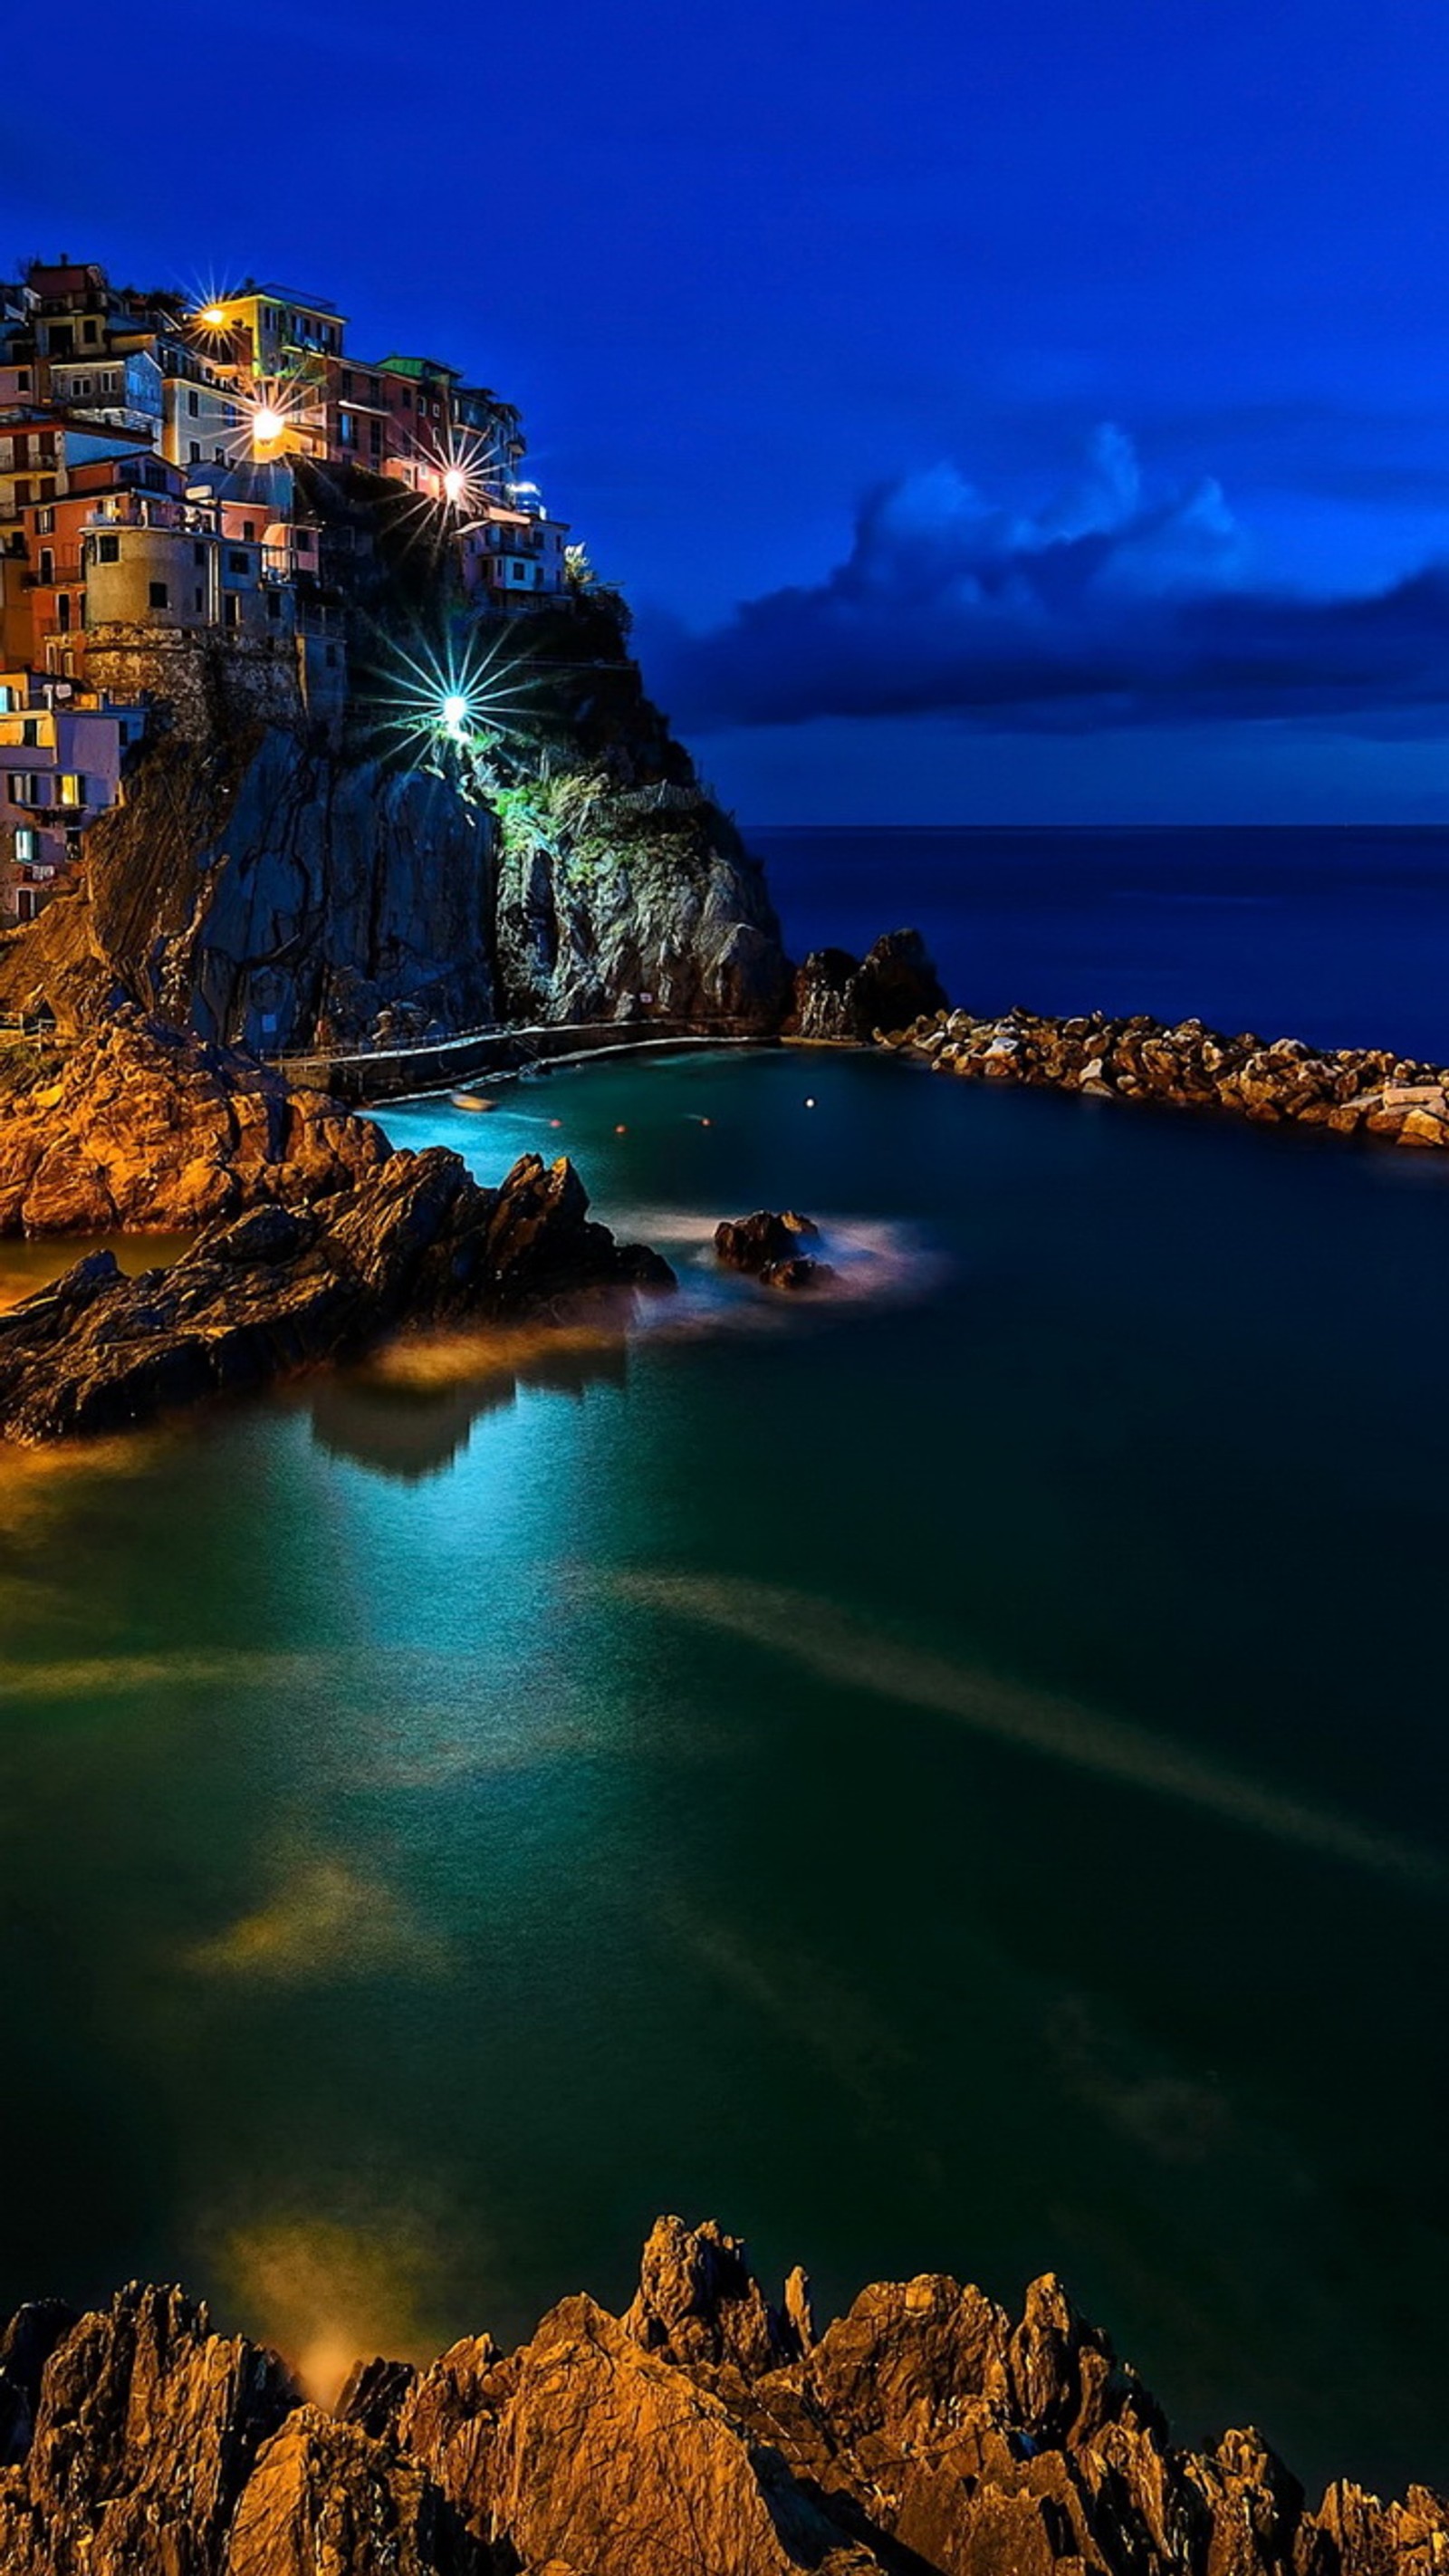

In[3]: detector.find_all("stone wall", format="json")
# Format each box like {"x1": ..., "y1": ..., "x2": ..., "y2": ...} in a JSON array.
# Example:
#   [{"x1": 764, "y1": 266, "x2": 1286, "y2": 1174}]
[{"x1": 83, "y1": 625, "x2": 304, "y2": 739}]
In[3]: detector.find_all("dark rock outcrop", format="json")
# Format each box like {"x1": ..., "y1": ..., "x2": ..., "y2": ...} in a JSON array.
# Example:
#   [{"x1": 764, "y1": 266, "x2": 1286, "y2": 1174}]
[
  {"x1": 0, "y1": 1013, "x2": 388, "y2": 1235},
  {"x1": 792, "y1": 930, "x2": 949, "y2": 1043},
  {"x1": 0, "y1": 1145, "x2": 672, "y2": 1445},
  {"x1": 882, "y1": 1003, "x2": 1449, "y2": 1149},
  {"x1": 715, "y1": 1210, "x2": 834, "y2": 1292},
  {"x1": 1, "y1": 2216, "x2": 1444, "y2": 2575},
  {"x1": 715, "y1": 1209, "x2": 820, "y2": 1272}
]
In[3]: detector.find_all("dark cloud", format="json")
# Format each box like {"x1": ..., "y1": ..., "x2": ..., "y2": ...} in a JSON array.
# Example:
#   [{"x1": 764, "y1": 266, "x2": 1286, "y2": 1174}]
[{"x1": 646, "y1": 428, "x2": 1449, "y2": 735}]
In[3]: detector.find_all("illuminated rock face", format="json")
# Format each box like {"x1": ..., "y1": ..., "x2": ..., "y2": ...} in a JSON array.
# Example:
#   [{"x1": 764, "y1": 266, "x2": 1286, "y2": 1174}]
[
  {"x1": 0, "y1": 721, "x2": 791, "y2": 1050},
  {"x1": 0, "y1": 2218, "x2": 1444, "y2": 2573},
  {"x1": 0, "y1": 1013, "x2": 388, "y2": 1234}
]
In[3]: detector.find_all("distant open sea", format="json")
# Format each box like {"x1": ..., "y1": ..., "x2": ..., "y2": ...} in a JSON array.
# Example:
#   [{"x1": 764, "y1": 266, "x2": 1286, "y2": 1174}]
[{"x1": 748, "y1": 824, "x2": 1449, "y2": 1061}]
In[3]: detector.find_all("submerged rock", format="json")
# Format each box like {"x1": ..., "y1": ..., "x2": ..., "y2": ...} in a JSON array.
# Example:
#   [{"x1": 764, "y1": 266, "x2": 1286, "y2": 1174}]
[
  {"x1": 792, "y1": 929, "x2": 948, "y2": 1042},
  {"x1": 0, "y1": 1145, "x2": 673, "y2": 1445},
  {"x1": 0, "y1": 2216, "x2": 1443, "y2": 2574},
  {"x1": 0, "y1": 1012, "x2": 387, "y2": 1235}
]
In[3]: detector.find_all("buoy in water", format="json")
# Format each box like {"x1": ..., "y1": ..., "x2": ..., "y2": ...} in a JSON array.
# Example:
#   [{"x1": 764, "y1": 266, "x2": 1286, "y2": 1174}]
[
  {"x1": 550, "y1": 1118, "x2": 563, "y2": 1129},
  {"x1": 614, "y1": 1123, "x2": 629, "y2": 1135},
  {"x1": 450, "y1": 1090, "x2": 497, "y2": 1112}
]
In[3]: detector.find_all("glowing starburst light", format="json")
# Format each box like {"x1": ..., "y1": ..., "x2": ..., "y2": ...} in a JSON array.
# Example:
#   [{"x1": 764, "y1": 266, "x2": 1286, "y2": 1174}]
[
  {"x1": 253, "y1": 406, "x2": 286, "y2": 446},
  {"x1": 443, "y1": 466, "x2": 469, "y2": 507},
  {"x1": 380, "y1": 628, "x2": 543, "y2": 766},
  {"x1": 198, "y1": 304, "x2": 229, "y2": 328}
]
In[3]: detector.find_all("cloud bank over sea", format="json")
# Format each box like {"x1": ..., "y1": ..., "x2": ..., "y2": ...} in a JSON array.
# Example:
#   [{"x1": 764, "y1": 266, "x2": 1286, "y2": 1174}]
[{"x1": 646, "y1": 428, "x2": 1449, "y2": 739}]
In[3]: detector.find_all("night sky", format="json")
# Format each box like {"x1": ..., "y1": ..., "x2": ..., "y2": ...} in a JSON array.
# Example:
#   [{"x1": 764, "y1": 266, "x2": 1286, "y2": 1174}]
[{"x1": 6, "y1": 0, "x2": 1449, "y2": 820}]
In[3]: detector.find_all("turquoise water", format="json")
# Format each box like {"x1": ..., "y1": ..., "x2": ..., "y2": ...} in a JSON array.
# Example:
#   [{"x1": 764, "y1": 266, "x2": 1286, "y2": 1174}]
[{"x1": 4, "y1": 1043, "x2": 1449, "y2": 2489}]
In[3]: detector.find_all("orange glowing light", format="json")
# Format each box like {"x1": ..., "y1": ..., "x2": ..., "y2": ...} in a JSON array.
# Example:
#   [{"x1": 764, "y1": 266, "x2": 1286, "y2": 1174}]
[
  {"x1": 198, "y1": 304, "x2": 228, "y2": 327},
  {"x1": 253, "y1": 406, "x2": 286, "y2": 446},
  {"x1": 614, "y1": 1124, "x2": 628, "y2": 1135}
]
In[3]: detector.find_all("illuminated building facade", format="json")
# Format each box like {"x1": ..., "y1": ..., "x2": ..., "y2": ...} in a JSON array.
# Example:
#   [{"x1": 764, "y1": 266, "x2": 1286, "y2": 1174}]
[{"x1": 0, "y1": 252, "x2": 576, "y2": 912}]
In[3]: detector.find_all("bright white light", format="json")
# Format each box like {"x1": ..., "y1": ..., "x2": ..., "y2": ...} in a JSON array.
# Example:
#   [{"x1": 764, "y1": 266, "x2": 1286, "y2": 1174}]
[
  {"x1": 443, "y1": 466, "x2": 468, "y2": 505},
  {"x1": 253, "y1": 406, "x2": 285, "y2": 445},
  {"x1": 441, "y1": 692, "x2": 470, "y2": 739},
  {"x1": 198, "y1": 304, "x2": 228, "y2": 328}
]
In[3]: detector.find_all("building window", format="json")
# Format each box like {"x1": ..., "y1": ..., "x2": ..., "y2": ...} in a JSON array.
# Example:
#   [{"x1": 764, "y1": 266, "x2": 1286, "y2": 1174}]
[
  {"x1": 243, "y1": 521, "x2": 256, "y2": 540},
  {"x1": 187, "y1": 389, "x2": 199, "y2": 416},
  {"x1": 194, "y1": 543, "x2": 207, "y2": 566},
  {"x1": 266, "y1": 591, "x2": 281, "y2": 620},
  {"x1": 189, "y1": 440, "x2": 201, "y2": 463},
  {"x1": 194, "y1": 589, "x2": 205, "y2": 613},
  {"x1": 38, "y1": 549, "x2": 53, "y2": 584},
  {"x1": 228, "y1": 550, "x2": 249, "y2": 573},
  {"x1": 59, "y1": 774, "x2": 83, "y2": 807},
  {"x1": 149, "y1": 581, "x2": 168, "y2": 609},
  {"x1": 14, "y1": 826, "x2": 34, "y2": 864},
  {"x1": 82, "y1": 318, "x2": 98, "y2": 342},
  {"x1": 21, "y1": 719, "x2": 39, "y2": 746},
  {"x1": 35, "y1": 506, "x2": 53, "y2": 534},
  {"x1": 17, "y1": 370, "x2": 29, "y2": 393},
  {"x1": 224, "y1": 594, "x2": 241, "y2": 630},
  {"x1": 97, "y1": 532, "x2": 120, "y2": 564}
]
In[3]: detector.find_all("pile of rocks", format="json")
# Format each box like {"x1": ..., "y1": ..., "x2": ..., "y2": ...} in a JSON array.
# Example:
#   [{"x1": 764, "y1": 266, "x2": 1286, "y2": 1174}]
[
  {"x1": 0, "y1": 1147, "x2": 672, "y2": 1445},
  {"x1": 0, "y1": 2216, "x2": 1442, "y2": 2574},
  {"x1": 881, "y1": 1004, "x2": 1449, "y2": 1147}
]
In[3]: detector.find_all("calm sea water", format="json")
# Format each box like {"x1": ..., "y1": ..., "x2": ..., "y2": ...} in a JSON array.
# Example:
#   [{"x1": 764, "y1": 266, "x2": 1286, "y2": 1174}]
[
  {"x1": 4, "y1": 830, "x2": 1449, "y2": 2493},
  {"x1": 752, "y1": 822, "x2": 1449, "y2": 1059}
]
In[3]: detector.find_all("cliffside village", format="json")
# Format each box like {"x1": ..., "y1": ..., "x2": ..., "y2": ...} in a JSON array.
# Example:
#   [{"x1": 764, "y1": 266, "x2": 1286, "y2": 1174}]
[{"x1": 0, "y1": 260, "x2": 573, "y2": 922}]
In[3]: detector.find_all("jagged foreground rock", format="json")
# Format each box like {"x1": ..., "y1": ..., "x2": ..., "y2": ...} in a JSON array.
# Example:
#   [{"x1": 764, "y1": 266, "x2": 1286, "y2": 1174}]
[
  {"x1": 0, "y1": 2220, "x2": 1443, "y2": 2574},
  {"x1": 0, "y1": 1139, "x2": 670, "y2": 1444},
  {"x1": 881, "y1": 1004, "x2": 1449, "y2": 1148},
  {"x1": 0, "y1": 1014, "x2": 389, "y2": 1235}
]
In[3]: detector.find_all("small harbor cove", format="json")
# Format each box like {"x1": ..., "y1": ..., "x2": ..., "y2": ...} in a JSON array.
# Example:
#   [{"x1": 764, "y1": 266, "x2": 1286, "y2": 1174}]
[{"x1": 5, "y1": 1036, "x2": 1449, "y2": 2494}]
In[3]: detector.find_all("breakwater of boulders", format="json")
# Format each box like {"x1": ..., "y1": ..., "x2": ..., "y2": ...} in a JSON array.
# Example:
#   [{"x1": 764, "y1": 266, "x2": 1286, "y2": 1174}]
[{"x1": 878, "y1": 1004, "x2": 1449, "y2": 1148}]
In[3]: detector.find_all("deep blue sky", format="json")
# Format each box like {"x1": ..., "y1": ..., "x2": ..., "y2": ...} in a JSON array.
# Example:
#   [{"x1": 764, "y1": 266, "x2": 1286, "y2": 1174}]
[{"x1": 6, "y1": 0, "x2": 1449, "y2": 820}]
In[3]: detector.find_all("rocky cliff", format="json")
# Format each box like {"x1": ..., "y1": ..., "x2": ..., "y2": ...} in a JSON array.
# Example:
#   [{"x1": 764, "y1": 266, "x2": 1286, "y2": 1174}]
[
  {"x1": 0, "y1": 580, "x2": 789, "y2": 1052},
  {"x1": 0, "y1": 2216, "x2": 1441, "y2": 2575},
  {"x1": 0, "y1": 1014, "x2": 388, "y2": 1233}
]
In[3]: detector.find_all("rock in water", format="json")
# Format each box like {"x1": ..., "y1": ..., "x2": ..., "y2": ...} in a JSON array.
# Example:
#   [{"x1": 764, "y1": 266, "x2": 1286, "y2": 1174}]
[
  {"x1": 0, "y1": 2216, "x2": 1443, "y2": 2573},
  {"x1": 0, "y1": 1147, "x2": 674, "y2": 1446},
  {"x1": 0, "y1": 1012, "x2": 387, "y2": 1235},
  {"x1": 714, "y1": 1209, "x2": 820, "y2": 1273},
  {"x1": 792, "y1": 928, "x2": 949, "y2": 1042}
]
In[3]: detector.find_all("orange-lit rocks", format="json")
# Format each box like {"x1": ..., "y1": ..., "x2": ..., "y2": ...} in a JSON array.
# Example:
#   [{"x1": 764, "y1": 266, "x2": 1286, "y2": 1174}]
[
  {"x1": 1, "y1": 2216, "x2": 1445, "y2": 2574},
  {"x1": 0, "y1": 1146, "x2": 673, "y2": 1445},
  {"x1": 880, "y1": 1003, "x2": 1449, "y2": 1150},
  {"x1": 0, "y1": 1014, "x2": 388, "y2": 1236}
]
